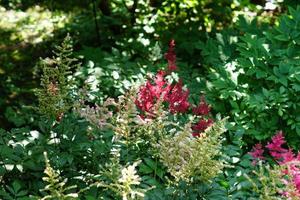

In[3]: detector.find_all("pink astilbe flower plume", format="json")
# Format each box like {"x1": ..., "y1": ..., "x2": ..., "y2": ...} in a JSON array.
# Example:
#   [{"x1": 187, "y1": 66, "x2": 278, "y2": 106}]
[
  {"x1": 293, "y1": 174, "x2": 300, "y2": 193},
  {"x1": 249, "y1": 143, "x2": 265, "y2": 165},
  {"x1": 249, "y1": 131, "x2": 300, "y2": 197},
  {"x1": 266, "y1": 131, "x2": 288, "y2": 161}
]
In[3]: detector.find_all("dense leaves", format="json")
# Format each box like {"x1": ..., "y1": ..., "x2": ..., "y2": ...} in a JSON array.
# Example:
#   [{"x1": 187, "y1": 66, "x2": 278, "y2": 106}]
[{"x1": 201, "y1": 6, "x2": 300, "y2": 148}]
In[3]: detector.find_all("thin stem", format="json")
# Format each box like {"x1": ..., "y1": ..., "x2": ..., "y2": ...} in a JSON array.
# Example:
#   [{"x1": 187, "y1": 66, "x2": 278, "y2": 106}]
[{"x1": 92, "y1": 0, "x2": 101, "y2": 45}]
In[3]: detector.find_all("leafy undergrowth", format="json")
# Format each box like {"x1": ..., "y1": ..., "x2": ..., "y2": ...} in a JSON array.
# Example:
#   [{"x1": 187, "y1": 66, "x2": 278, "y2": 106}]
[
  {"x1": 0, "y1": 38, "x2": 228, "y2": 199},
  {"x1": 2, "y1": 3, "x2": 300, "y2": 199}
]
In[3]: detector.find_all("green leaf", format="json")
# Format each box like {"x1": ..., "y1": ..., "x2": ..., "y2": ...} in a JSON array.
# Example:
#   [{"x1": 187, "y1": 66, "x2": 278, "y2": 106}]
[
  {"x1": 274, "y1": 34, "x2": 289, "y2": 41},
  {"x1": 278, "y1": 109, "x2": 283, "y2": 116},
  {"x1": 139, "y1": 163, "x2": 153, "y2": 174},
  {"x1": 279, "y1": 76, "x2": 288, "y2": 86},
  {"x1": 279, "y1": 86, "x2": 285, "y2": 94},
  {"x1": 144, "y1": 158, "x2": 157, "y2": 170},
  {"x1": 279, "y1": 63, "x2": 290, "y2": 74},
  {"x1": 262, "y1": 88, "x2": 269, "y2": 97}
]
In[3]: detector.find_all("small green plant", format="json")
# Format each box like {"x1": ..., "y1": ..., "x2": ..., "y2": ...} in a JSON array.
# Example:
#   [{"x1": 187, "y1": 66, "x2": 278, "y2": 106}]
[
  {"x1": 79, "y1": 146, "x2": 147, "y2": 200},
  {"x1": 246, "y1": 161, "x2": 300, "y2": 200},
  {"x1": 245, "y1": 163, "x2": 284, "y2": 200}
]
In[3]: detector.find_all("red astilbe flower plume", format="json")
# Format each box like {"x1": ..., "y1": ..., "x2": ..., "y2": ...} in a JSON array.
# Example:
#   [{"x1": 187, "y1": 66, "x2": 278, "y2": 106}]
[
  {"x1": 135, "y1": 80, "x2": 156, "y2": 113},
  {"x1": 135, "y1": 70, "x2": 171, "y2": 114},
  {"x1": 192, "y1": 96, "x2": 211, "y2": 116},
  {"x1": 152, "y1": 70, "x2": 171, "y2": 99},
  {"x1": 165, "y1": 80, "x2": 190, "y2": 113},
  {"x1": 164, "y1": 39, "x2": 177, "y2": 71},
  {"x1": 191, "y1": 118, "x2": 213, "y2": 137}
]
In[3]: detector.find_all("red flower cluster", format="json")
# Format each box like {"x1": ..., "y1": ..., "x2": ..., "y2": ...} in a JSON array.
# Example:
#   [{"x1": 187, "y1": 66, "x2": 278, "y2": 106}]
[
  {"x1": 249, "y1": 131, "x2": 300, "y2": 197},
  {"x1": 135, "y1": 39, "x2": 214, "y2": 137},
  {"x1": 165, "y1": 81, "x2": 189, "y2": 113},
  {"x1": 191, "y1": 96, "x2": 213, "y2": 136},
  {"x1": 135, "y1": 71, "x2": 170, "y2": 114},
  {"x1": 135, "y1": 72, "x2": 189, "y2": 114},
  {"x1": 192, "y1": 119, "x2": 214, "y2": 137},
  {"x1": 192, "y1": 96, "x2": 211, "y2": 116}
]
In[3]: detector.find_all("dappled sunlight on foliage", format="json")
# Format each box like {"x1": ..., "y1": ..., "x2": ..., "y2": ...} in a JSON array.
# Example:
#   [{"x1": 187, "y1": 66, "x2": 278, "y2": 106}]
[
  {"x1": 2, "y1": 0, "x2": 300, "y2": 199},
  {"x1": 0, "y1": 5, "x2": 71, "y2": 44}
]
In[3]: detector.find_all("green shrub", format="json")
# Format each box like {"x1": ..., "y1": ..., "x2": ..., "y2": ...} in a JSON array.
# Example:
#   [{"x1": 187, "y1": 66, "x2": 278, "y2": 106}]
[{"x1": 200, "y1": 6, "x2": 300, "y2": 148}]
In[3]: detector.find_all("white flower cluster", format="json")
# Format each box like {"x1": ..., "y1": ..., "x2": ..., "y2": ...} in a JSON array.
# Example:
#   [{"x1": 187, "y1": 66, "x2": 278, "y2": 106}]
[{"x1": 118, "y1": 161, "x2": 145, "y2": 200}]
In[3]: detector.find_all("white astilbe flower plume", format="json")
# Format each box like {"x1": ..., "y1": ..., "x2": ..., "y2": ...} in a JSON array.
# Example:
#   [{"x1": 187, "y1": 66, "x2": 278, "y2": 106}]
[
  {"x1": 118, "y1": 161, "x2": 144, "y2": 200},
  {"x1": 118, "y1": 162, "x2": 141, "y2": 185}
]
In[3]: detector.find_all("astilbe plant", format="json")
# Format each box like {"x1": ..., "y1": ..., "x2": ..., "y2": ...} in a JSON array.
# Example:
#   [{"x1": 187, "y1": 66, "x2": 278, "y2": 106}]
[
  {"x1": 36, "y1": 34, "x2": 79, "y2": 120},
  {"x1": 135, "y1": 40, "x2": 213, "y2": 125},
  {"x1": 76, "y1": 39, "x2": 227, "y2": 197},
  {"x1": 40, "y1": 152, "x2": 78, "y2": 200},
  {"x1": 131, "y1": 40, "x2": 226, "y2": 182},
  {"x1": 249, "y1": 131, "x2": 300, "y2": 199},
  {"x1": 75, "y1": 96, "x2": 116, "y2": 129},
  {"x1": 157, "y1": 119, "x2": 227, "y2": 182},
  {"x1": 245, "y1": 162, "x2": 286, "y2": 200},
  {"x1": 81, "y1": 146, "x2": 147, "y2": 200}
]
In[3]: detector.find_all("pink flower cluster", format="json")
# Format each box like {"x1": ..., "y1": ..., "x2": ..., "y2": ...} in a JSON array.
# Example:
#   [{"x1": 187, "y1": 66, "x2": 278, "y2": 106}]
[
  {"x1": 249, "y1": 131, "x2": 300, "y2": 197},
  {"x1": 249, "y1": 143, "x2": 265, "y2": 165},
  {"x1": 135, "y1": 40, "x2": 213, "y2": 137}
]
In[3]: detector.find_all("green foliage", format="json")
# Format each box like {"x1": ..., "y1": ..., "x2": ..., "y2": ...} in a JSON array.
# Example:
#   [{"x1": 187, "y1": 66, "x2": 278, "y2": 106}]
[
  {"x1": 1, "y1": 36, "x2": 230, "y2": 199},
  {"x1": 217, "y1": 128, "x2": 255, "y2": 199},
  {"x1": 0, "y1": 5, "x2": 70, "y2": 44},
  {"x1": 0, "y1": 180, "x2": 31, "y2": 200},
  {"x1": 74, "y1": 46, "x2": 158, "y2": 101},
  {"x1": 200, "y1": 6, "x2": 300, "y2": 147},
  {"x1": 4, "y1": 1, "x2": 300, "y2": 199}
]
